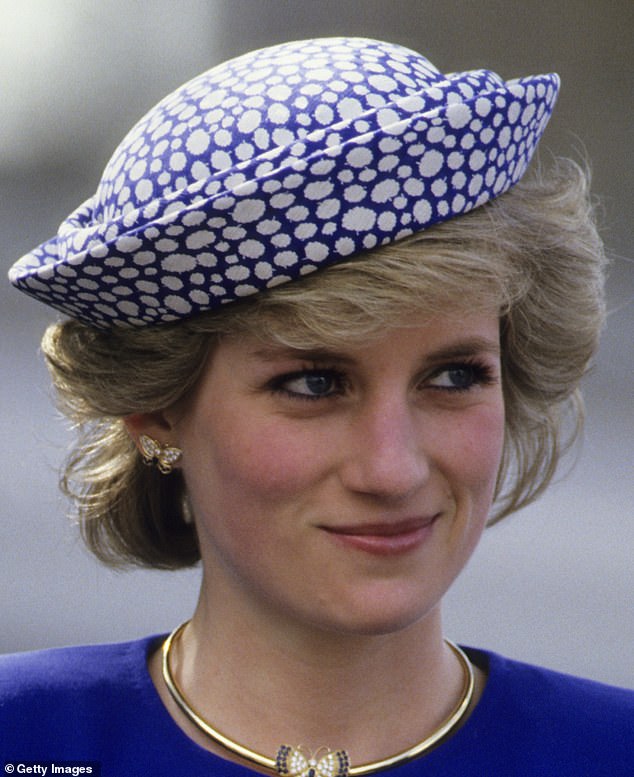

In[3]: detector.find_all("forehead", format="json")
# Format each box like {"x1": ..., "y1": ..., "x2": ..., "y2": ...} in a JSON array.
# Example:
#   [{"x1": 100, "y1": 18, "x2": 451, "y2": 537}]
[
  {"x1": 225, "y1": 308, "x2": 501, "y2": 360},
  {"x1": 235, "y1": 296, "x2": 503, "y2": 352}
]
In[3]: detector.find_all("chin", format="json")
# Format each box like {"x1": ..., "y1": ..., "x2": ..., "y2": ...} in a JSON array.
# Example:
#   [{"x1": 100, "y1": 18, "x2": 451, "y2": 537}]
[
  {"x1": 324, "y1": 611, "x2": 435, "y2": 639},
  {"x1": 305, "y1": 592, "x2": 440, "y2": 639}
]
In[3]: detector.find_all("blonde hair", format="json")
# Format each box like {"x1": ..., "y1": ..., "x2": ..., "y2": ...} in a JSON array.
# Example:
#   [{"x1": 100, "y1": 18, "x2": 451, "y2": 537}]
[{"x1": 42, "y1": 159, "x2": 607, "y2": 568}]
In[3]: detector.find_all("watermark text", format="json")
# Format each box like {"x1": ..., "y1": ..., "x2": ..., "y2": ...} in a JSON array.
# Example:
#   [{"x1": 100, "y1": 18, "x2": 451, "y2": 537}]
[{"x1": 4, "y1": 763, "x2": 100, "y2": 776}]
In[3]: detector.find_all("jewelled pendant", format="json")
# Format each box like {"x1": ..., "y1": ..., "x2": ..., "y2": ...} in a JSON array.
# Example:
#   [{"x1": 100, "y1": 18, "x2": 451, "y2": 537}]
[{"x1": 276, "y1": 745, "x2": 350, "y2": 777}]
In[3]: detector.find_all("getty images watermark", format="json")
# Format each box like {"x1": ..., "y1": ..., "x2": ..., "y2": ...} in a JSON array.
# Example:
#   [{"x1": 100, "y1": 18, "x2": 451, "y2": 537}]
[{"x1": 4, "y1": 764, "x2": 100, "y2": 776}]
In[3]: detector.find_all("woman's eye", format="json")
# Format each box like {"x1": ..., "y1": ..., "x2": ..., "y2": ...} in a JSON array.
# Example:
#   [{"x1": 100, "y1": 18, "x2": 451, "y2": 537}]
[
  {"x1": 274, "y1": 370, "x2": 343, "y2": 400},
  {"x1": 428, "y1": 363, "x2": 494, "y2": 391}
]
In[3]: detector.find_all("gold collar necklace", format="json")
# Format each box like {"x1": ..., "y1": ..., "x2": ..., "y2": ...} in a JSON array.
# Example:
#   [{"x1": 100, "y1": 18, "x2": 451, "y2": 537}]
[{"x1": 161, "y1": 621, "x2": 475, "y2": 776}]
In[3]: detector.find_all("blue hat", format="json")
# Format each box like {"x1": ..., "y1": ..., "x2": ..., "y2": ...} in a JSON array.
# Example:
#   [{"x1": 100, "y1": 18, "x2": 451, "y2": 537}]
[{"x1": 9, "y1": 37, "x2": 559, "y2": 328}]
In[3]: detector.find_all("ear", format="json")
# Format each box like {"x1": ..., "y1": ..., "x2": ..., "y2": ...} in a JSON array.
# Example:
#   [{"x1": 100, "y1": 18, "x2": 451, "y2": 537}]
[{"x1": 124, "y1": 411, "x2": 178, "y2": 454}]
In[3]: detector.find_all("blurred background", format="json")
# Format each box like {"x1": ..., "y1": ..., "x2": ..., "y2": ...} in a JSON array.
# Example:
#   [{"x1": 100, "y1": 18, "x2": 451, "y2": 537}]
[{"x1": 1, "y1": 1, "x2": 632, "y2": 686}]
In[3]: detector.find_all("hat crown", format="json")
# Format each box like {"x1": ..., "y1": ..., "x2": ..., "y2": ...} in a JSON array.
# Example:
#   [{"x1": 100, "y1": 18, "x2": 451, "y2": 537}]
[
  {"x1": 95, "y1": 38, "x2": 444, "y2": 224},
  {"x1": 10, "y1": 36, "x2": 559, "y2": 329}
]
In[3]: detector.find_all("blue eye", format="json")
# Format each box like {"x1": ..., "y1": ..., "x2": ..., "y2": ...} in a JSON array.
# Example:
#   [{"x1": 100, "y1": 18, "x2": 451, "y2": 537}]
[
  {"x1": 273, "y1": 370, "x2": 343, "y2": 400},
  {"x1": 429, "y1": 363, "x2": 494, "y2": 391}
]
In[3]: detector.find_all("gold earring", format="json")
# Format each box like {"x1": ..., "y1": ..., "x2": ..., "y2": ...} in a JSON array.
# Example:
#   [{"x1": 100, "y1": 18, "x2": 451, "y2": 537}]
[{"x1": 139, "y1": 434, "x2": 182, "y2": 474}]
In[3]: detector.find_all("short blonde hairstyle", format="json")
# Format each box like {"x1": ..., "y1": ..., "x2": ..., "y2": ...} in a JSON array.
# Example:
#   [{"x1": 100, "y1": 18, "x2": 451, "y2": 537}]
[{"x1": 42, "y1": 159, "x2": 607, "y2": 568}]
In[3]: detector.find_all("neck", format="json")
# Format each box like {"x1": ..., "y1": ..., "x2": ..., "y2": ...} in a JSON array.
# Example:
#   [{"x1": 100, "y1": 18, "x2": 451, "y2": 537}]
[{"x1": 150, "y1": 586, "x2": 475, "y2": 767}]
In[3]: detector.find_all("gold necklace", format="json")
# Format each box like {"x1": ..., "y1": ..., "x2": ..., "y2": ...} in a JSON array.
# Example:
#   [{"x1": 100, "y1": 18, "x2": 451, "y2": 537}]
[{"x1": 161, "y1": 621, "x2": 475, "y2": 776}]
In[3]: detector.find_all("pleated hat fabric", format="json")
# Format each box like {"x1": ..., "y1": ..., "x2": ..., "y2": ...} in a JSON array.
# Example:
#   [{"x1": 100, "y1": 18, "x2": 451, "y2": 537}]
[{"x1": 9, "y1": 37, "x2": 559, "y2": 328}]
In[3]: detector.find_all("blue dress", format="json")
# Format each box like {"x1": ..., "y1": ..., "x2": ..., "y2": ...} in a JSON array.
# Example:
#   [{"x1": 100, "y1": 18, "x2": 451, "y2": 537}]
[{"x1": 1, "y1": 635, "x2": 632, "y2": 775}]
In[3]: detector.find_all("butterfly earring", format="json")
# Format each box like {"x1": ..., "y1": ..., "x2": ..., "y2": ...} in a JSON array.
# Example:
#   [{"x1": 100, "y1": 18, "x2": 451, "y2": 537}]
[{"x1": 139, "y1": 434, "x2": 183, "y2": 475}]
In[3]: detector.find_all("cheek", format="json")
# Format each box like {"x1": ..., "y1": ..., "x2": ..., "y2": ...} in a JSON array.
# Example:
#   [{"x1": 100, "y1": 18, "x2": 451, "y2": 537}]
[
  {"x1": 183, "y1": 414, "x2": 335, "y2": 574},
  {"x1": 187, "y1": 412, "x2": 327, "y2": 506},
  {"x1": 440, "y1": 405, "x2": 505, "y2": 558},
  {"x1": 443, "y1": 403, "x2": 506, "y2": 499}
]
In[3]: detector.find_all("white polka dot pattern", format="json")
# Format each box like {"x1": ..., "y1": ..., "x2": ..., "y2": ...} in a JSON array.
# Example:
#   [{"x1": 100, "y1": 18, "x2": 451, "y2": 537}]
[{"x1": 9, "y1": 37, "x2": 560, "y2": 328}]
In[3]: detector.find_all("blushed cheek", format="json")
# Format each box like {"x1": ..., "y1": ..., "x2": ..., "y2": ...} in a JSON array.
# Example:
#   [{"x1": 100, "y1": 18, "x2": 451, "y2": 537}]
[
  {"x1": 443, "y1": 403, "x2": 505, "y2": 508},
  {"x1": 469, "y1": 408, "x2": 506, "y2": 502},
  {"x1": 187, "y1": 424, "x2": 324, "y2": 565},
  {"x1": 211, "y1": 422, "x2": 326, "y2": 501},
  {"x1": 442, "y1": 411, "x2": 505, "y2": 559}
]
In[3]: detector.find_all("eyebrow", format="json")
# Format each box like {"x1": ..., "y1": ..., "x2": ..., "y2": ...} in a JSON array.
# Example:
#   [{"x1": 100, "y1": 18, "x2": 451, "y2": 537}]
[
  {"x1": 249, "y1": 346, "x2": 357, "y2": 365},
  {"x1": 423, "y1": 337, "x2": 501, "y2": 361},
  {"x1": 249, "y1": 336, "x2": 500, "y2": 365}
]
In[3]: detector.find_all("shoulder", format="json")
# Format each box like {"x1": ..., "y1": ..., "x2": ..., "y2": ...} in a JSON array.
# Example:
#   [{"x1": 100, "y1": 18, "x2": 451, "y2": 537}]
[
  {"x1": 479, "y1": 648, "x2": 634, "y2": 713},
  {"x1": 0, "y1": 635, "x2": 164, "y2": 757},
  {"x1": 0, "y1": 635, "x2": 161, "y2": 701},
  {"x1": 463, "y1": 647, "x2": 634, "y2": 771}
]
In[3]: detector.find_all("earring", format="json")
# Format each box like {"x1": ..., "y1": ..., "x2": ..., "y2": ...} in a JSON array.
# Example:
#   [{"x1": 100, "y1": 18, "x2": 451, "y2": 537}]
[
  {"x1": 139, "y1": 434, "x2": 182, "y2": 475},
  {"x1": 181, "y1": 492, "x2": 195, "y2": 525}
]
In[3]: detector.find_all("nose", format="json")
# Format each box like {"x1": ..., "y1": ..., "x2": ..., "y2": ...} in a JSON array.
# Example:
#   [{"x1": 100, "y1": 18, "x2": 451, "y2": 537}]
[{"x1": 339, "y1": 393, "x2": 430, "y2": 502}]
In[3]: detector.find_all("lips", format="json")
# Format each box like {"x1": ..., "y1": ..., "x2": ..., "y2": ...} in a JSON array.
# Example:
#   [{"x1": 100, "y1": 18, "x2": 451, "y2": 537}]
[{"x1": 320, "y1": 515, "x2": 439, "y2": 556}]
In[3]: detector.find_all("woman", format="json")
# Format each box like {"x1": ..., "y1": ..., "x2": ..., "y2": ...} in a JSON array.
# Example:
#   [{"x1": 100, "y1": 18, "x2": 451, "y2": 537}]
[{"x1": 3, "y1": 37, "x2": 632, "y2": 775}]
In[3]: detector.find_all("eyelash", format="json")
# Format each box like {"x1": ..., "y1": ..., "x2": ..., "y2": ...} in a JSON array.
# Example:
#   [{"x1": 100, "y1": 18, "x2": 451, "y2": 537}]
[
  {"x1": 429, "y1": 361, "x2": 497, "y2": 393},
  {"x1": 269, "y1": 360, "x2": 497, "y2": 402},
  {"x1": 269, "y1": 368, "x2": 347, "y2": 402}
]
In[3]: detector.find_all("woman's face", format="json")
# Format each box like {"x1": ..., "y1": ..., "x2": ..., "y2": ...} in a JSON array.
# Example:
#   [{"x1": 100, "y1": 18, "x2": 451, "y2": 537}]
[{"x1": 173, "y1": 310, "x2": 505, "y2": 637}]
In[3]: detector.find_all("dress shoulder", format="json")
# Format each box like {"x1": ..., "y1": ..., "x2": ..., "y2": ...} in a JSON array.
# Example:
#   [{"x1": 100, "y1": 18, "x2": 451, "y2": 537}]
[
  {"x1": 0, "y1": 636, "x2": 158, "y2": 700},
  {"x1": 478, "y1": 647, "x2": 634, "y2": 719},
  {"x1": 0, "y1": 636, "x2": 164, "y2": 760},
  {"x1": 447, "y1": 648, "x2": 634, "y2": 774}
]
